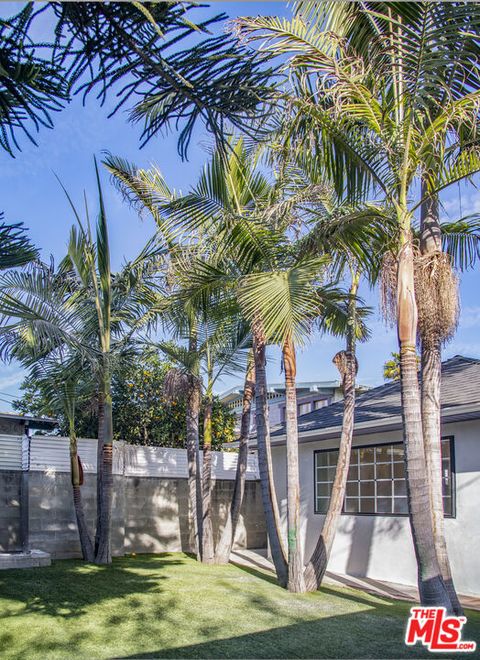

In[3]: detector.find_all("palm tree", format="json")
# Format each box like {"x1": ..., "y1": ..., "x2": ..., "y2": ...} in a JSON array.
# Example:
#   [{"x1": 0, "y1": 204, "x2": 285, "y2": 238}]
[
  {"x1": 238, "y1": 253, "x2": 349, "y2": 593},
  {"x1": 236, "y1": 0, "x2": 480, "y2": 608},
  {"x1": 214, "y1": 350, "x2": 255, "y2": 564},
  {"x1": 0, "y1": 263, "x2": 94, "y2": 560},
  {"x1": 0, "y1": 164, "x2": 162, "y2": 564},
  {"x1": 30, "y1": 356, "x2": 95, "y2": 562},
  {"x1": 106, "y1": 142, "x2": 289, "y2": 583}
]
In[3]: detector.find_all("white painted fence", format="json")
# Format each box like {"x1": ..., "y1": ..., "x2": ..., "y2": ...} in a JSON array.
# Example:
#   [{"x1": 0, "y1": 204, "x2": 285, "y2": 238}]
[
  {"x1": 0, "y1": 435, "x2": 259, "y2": 480},
  {"x1": 0, "y1": 434, "x2": 23, "y2": 471}
]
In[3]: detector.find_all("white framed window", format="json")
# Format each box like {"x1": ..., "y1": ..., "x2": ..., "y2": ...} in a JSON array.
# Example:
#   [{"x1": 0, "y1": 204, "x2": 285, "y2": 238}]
[
  {"x1": 313, "y1": 399, "x2": 329, "y2": 410},
  {"x1": 298, "y1": 402, "x2": 311, "y2": 416},
  {"x1": 314, "y1": 437, "x2": 454, "y2": 517}
]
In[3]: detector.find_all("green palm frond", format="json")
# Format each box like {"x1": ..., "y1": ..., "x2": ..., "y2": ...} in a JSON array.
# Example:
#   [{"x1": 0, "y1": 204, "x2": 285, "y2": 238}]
[
  {"x1": 237, "y1": 256, "x2": 330, "y2": 346},
  {"x1": 441, "y1": 216, "x2": 480, "y2": 272},
  {"x1": 53, "y1": 2, "x2": 275, "y2": 158},
  {"x1": 0, "y1": 216, "x2": 38, "y2": 269},
  {"x1": 0, "y1": 4, "x2": 68, "y2": 156}
]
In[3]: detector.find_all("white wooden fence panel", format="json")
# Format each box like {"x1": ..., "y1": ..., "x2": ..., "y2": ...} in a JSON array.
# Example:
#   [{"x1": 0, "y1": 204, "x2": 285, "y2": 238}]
[
  {"x1": 123, "y1": 445, "x2": 188, "y2": 478},
  {"x1": 0, "y1": 434, "x2": 22, "y2": 471},
  {"x1": 2, "y1": 435, "x2": 259, "y2": 480},
  {"x1": 30, "y1": 436, "x2": 71, "y2": 472}
]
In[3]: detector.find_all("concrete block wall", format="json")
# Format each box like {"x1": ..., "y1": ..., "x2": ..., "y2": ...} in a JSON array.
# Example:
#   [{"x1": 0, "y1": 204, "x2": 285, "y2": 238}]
[
  {"x1": 0, "y1": 470, "x2": 21, "y2": 551},
  {"x1": 3, "y1": 471, "x2": 266, "y2": 558}
]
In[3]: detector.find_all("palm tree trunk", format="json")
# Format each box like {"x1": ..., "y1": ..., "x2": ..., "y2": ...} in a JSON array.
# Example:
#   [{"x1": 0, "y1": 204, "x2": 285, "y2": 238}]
[
  {"x1": 70, "y1": 429, "x2": 94, "y2": 562},
  {"x1": 215, "y1": 354, "x2": 255, "y2": 564},
  {"x1": 304, "y1": 273, "x2": 359, "y2": 591},
  {"x1": 420, "y1": 188, "x2": 462, "y2": 614},
  {"x1": 282, "y1": 335, "x2": 305, "y2": 593},
  {"x1": 186, "y1": 378, "x2": 202, "y2": 560},
  {"x1": 397, "y1": 231, "x2": 452, "y2": 609},
  {"x1": 252, "y1": 320, "x2": 288, "y2": 587},
  {"x1": 95, "y1": 371, "x2": 113, "y2": 565},
  {"x1": 201, "y1": 392, "x2": 215, "y2": 563},
  {"x1": 94, "y1": 387, "x2": 105, "y2": 555}
]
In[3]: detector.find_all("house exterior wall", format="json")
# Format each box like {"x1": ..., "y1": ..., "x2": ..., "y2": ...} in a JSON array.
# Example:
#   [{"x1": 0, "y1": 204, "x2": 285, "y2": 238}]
[{"x1": 270, "y1": 419, "x2": 480, "y2": 597}]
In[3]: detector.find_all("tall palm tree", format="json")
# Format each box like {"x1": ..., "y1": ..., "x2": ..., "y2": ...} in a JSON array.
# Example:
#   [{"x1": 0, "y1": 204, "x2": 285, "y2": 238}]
[
  {"x1": 105, "y1": 142, "x2": 289, "y2": 583},
  {"x1": 0, "y1": 165, "x2": 162, "y2": 564},
  {"x1": 236, "y1": 0, "x2": 480, "y2": 608},
  {"x1": 214, "y1": 350, "x2": 255, "y2": 564},
  {"x1": 0, "y1": 264, "x2": 94, "y2": 560},
  {"x1": 160, "y1": 293, "x2": 251, "y2": 563},
  {"x1": 30, "y1": 356, "x2": 95, "y2": 562},
  {"x1": 238, "y1": 253, "x2": 349, "y2": 593}
]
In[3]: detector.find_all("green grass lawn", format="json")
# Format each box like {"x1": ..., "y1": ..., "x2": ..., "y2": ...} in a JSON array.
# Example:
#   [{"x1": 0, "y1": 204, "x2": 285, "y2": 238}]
[{"x1": 0, "y1": 554, "x2": 478, "y2": 659}]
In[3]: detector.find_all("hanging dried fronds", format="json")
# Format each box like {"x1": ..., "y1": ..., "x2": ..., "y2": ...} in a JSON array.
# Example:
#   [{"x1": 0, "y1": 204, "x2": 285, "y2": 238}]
[
  {"x1": 380, "y1": 251, "x2": 398, "y2": 327},
  {"x1": 379, "y1": 247, "x2": 460, "y2": 348},
  {"x1": 163, "y1": 368, "x2": 192, "y2": 401},
  {"x1": 414, "y1": 251, "x2": 459, "y2": 349}
]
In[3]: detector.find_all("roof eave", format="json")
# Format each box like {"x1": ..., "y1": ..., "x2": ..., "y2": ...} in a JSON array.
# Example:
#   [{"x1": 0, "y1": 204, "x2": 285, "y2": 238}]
[{"x1": 242, "y1": 402, "x2": 480, "y2": 449}]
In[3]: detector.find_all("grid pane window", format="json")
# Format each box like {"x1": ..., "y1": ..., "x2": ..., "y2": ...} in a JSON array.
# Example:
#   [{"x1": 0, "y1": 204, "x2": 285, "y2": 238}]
[{"x1": 314, "y1": 438, "x2": 454, "y2": 516}]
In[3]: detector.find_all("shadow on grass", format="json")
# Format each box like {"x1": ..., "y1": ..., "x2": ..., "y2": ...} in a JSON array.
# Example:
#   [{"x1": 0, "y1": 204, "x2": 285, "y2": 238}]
[
  {"x1": 119, "y1": 611, "x2": 476, "y2": 660},
  {"x1": 0, "y1": 553, "x2": 186, "y2": 618}
]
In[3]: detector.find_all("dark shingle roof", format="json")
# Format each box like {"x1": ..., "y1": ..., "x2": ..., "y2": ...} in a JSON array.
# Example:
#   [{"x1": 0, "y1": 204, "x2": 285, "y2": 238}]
[{"x1": 270, "y1": 355, "x2": 480, "y2": 440}]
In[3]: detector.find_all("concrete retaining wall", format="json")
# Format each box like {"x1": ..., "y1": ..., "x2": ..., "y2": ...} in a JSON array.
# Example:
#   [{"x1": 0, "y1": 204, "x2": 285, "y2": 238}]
[{"x1": 1, "y1": 470, "x2": 266, "y2": 558}]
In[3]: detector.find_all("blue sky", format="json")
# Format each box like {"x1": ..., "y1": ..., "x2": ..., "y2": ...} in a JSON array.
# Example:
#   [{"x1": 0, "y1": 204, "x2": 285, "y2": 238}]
[{"x1": 0, "y1": 1, "x2": 479, "y2": 410}]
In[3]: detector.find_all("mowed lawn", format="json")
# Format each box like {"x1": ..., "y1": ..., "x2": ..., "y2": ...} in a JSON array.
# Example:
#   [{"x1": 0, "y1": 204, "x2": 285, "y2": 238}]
[{"x1": 0, "y1": 554, "x2": 478, "y2": 659}]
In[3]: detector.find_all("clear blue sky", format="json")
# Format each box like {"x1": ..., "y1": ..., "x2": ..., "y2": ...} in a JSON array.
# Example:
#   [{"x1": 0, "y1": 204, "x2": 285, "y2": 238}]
[{"x1": 0, "y1": 1, "x2": 479, "y2": 410}]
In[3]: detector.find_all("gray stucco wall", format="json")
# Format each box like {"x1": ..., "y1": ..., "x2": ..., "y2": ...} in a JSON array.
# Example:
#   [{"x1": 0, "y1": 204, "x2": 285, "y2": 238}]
[
  {"x1": 1, "y1": 471, "x2": 266, "y2": 558},
  {"x1": 270, "y1": 418, "x2": 480, "y2": 597}
]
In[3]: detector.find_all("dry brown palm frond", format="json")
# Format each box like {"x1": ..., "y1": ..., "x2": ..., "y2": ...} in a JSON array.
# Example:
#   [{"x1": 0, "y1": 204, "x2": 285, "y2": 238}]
[
  {"x1": 380, "y1": 251, "x2": 398, "y2": 327},
  {"x1": 414, "y1": 251, "x2": 459, "y2": 349},
  {"x1": 379, "y1": 248, "x2": 460, "y2": 347},
  {"x1": 163, "y1": 368, "x2": 192, "y2": 401}
]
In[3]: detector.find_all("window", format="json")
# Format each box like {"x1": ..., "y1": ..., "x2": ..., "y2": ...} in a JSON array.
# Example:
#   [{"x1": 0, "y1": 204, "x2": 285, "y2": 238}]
[
  {"x1": 314, "y1": 438, "x2": 454, "y2": 517},
  {"x1": 313, "y1": 399, "x2": 329, "y2": 410},
  {"x1": 298, "y1": 402, "x2": 311, "y2": 416}
]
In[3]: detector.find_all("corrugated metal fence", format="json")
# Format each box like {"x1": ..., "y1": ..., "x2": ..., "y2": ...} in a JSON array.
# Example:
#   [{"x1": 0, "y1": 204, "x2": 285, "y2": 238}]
[{"x1": 0, "y1": 434, "x2": 259, "y2": 480}]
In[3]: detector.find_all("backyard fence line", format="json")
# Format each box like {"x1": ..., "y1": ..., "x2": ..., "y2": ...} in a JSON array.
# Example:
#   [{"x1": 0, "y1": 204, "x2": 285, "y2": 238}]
[{"x1": 0, "y1": 434, "x2": 259, "y2": 480}]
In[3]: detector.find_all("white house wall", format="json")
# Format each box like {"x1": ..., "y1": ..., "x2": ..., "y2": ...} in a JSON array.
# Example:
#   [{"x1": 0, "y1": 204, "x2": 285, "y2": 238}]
[{"x1": 270, "y1": 419, "x2": 480, "y2": 597}]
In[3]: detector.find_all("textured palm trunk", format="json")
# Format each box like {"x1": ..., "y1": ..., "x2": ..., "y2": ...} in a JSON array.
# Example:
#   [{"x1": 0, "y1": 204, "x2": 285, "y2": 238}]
[
  {"x1": 201, "y1": 393, "x2": 215, "y2": 563},
  {"x1": 252, "y1": 321, "x2": 288, "y2": 587},
  {"x1": 304, "y1": 275, "x2": 359, "y2": 591},
  {"x1": 70, "y1": 429, "x2": 94, "y2": 562},
  {"x1": 397, "y1": 229, "x2": 451, "y2": 609},
  {"x1": 420, "y1": 189, "x2": 462, "y2": 615},
  {"x1": 95, "y1": 371, "x2": 114, "y2": 565},
  {"x1": 94, "y1": 387, "x2": 105, "y2": 555},
  {"x1": 283, "y1": 336, "x2": 306, "y2": 593},
  {"x1": 215, "y1": 354, "x2": 255, "y2": 564},
  {"x1": 186, "y1": 375, "x2": 203, "y2": 560}
]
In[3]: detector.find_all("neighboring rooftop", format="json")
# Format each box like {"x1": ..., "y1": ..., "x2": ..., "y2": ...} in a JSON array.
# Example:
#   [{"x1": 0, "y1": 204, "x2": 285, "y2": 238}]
[
  {"x1": 221, "y1": 380, "x2": 364, "y2": 406},
  {"x1": 0, "y1": 411, "x2": 58, "y2": 433},
  {"x1": 258, "y1": 356, "x2": 480, "y2": 445}
]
